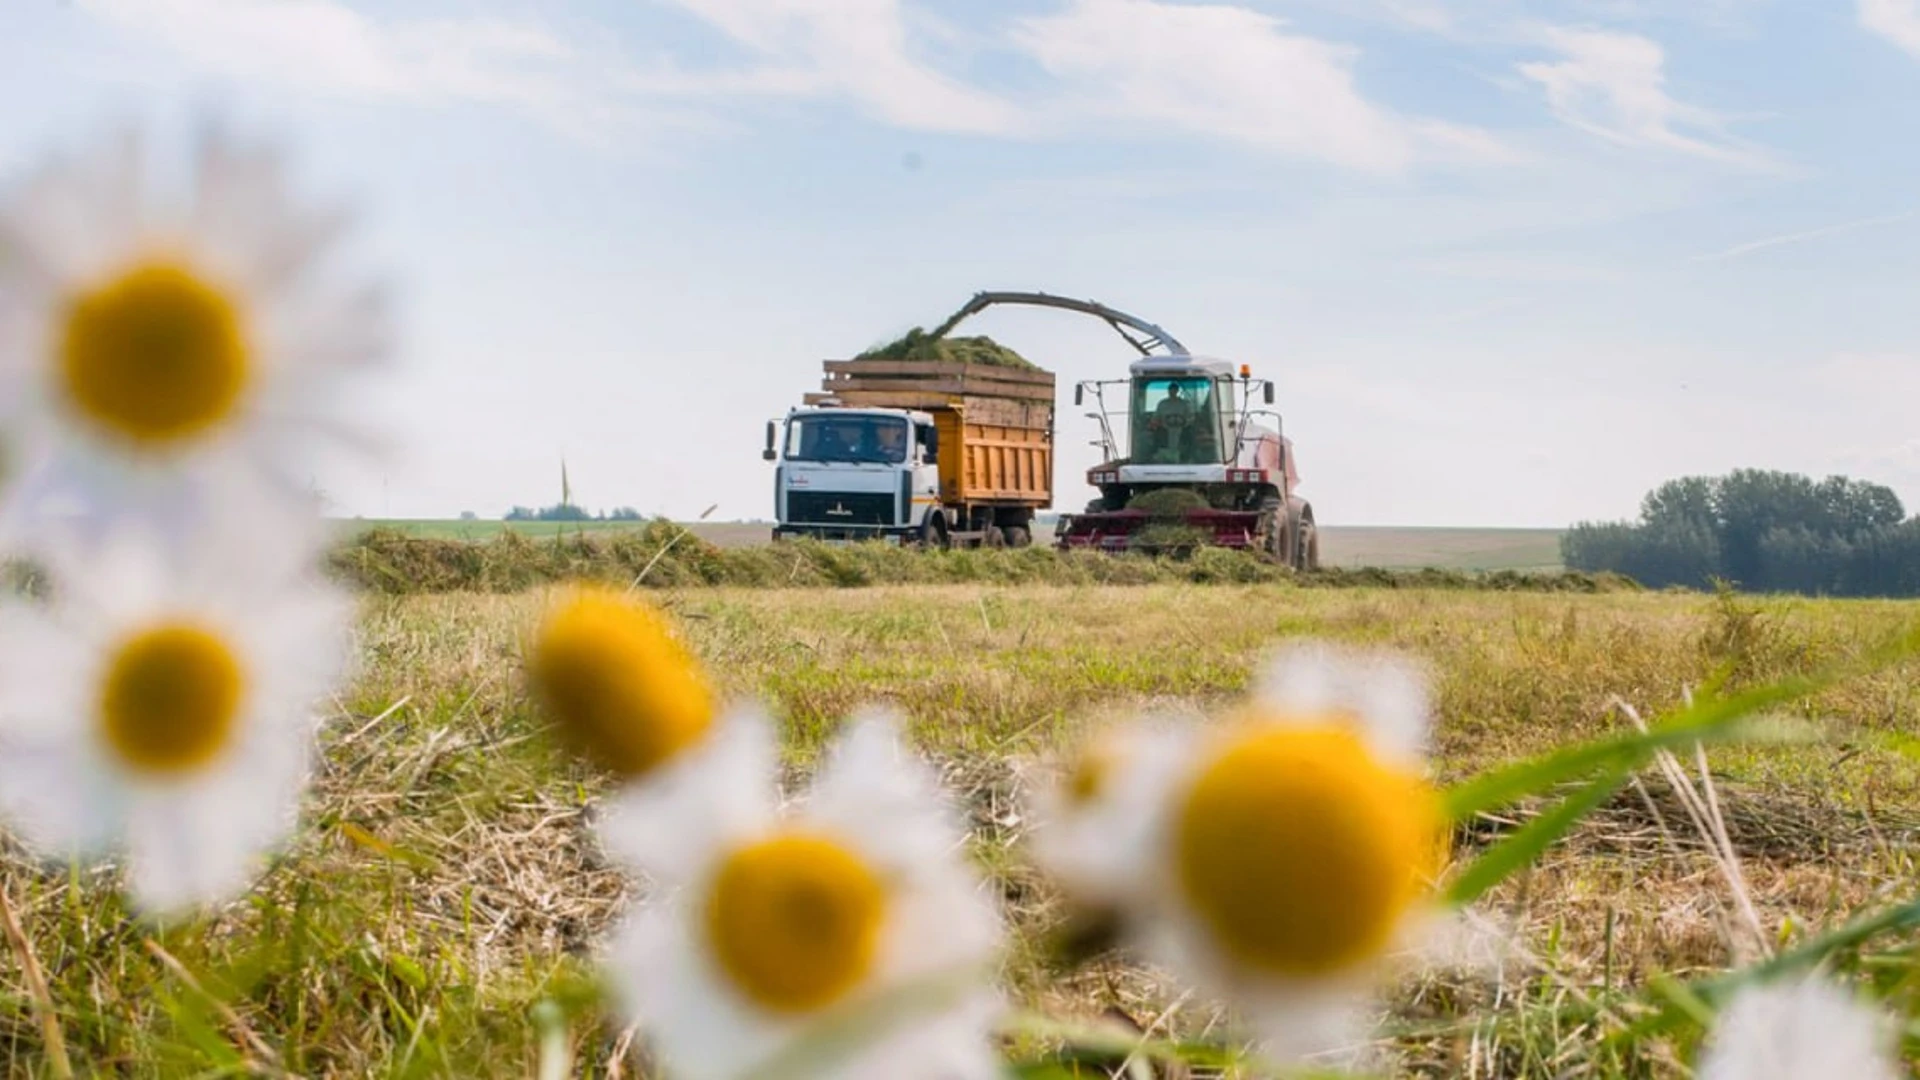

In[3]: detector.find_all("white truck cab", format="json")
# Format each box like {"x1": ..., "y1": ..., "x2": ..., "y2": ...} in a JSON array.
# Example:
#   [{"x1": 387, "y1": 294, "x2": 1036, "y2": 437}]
[{"x1": 764, "y1": 406, "x2": 942, "y2": 542}]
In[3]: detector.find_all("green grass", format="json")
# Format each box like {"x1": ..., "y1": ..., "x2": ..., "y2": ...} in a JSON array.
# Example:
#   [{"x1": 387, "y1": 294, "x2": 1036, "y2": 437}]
[{"x1": 5, "y1": 584, "x2": 1920, "y2": 1075}]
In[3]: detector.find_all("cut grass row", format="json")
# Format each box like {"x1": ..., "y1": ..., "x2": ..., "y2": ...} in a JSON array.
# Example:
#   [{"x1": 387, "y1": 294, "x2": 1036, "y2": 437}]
[
  {"x1": 4, "y1": 583, "x2": 1919, "y2": 1075},
  {"x1": 341, "y1": 519, "x2": 1568, "y2": 572},
  {"x1": 328, "y1": 524, "x2": 1609, "y2": 595}
]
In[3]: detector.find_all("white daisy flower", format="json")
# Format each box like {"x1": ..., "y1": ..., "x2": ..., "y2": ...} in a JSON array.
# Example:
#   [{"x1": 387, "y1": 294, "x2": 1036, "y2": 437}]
[
  {"x1": 523, "y1": 584, "x2": 736, "y2": 873},
  {"x1": 0, "y1": 125, "x2": 388, "y2": 546},
  {"x1": 1698, "y1": 975, "x2": 1899, "y2": 1080},
  {"x1": 1029, "y1": 641, "x2": 1452, "y2": 1067},
  {"x1": 0, "y1": 507, "x2": 352, "y2": 916},
  {"x1": 604, "y1": 710, "x2": 1005, "y2": 1080}
]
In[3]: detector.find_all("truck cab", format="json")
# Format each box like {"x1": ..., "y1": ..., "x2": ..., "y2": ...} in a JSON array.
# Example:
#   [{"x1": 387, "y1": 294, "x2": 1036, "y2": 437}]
[{"x1": 766, "y1": 406, "x2": 941, "y2": 542}]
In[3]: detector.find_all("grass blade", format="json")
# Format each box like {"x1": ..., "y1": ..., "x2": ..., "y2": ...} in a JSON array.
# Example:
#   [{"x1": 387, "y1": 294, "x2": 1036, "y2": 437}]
[{"x1": 1445, "y1": 768, "x2": 1630, "y2": 907}]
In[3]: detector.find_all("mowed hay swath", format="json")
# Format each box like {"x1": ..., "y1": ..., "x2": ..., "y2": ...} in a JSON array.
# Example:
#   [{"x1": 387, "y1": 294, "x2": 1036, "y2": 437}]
[
  {"x1": 5, "y1": 582, "x2": 1918, "y2": 1074},
  {"x1": 326, "y1": 525, "x2": 1631, "y2": 593}
]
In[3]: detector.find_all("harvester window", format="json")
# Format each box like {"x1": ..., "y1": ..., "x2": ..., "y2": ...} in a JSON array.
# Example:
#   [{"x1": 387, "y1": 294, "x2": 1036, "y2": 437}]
[
  {"x1": 1131, "y1": 377, "x2": 1222, "y2": 465},
  {"x1": 787, "y1": 415, "x2": 910, "y2": 464}
]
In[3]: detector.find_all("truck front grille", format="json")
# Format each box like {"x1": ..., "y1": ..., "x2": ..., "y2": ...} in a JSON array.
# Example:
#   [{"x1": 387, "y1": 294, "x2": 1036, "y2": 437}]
[{"x1": 787, "y1": 491, "x2": 898, "y2": 527}]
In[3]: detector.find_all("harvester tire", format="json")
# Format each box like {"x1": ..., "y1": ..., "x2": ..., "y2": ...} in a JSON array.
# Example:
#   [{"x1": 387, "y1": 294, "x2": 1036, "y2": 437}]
[
  {"x1": 1301, "y1": 520, "x2": 1320, "y2": 571},
  {"x1": 1002, "y1": 524, "x2": 1032, "y2": 549},
  {"x1": 1257, "y1": 497, "x2": 1287, "y2": 562}
]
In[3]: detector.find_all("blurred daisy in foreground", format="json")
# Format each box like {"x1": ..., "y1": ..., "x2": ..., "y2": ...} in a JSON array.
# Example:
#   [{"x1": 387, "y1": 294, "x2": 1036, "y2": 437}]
[
  {"x1": 1697, "y1": 975, "x2": 1898, "y2": 1080},
  {"x1": 0, "y1": 512, "x2": 351, "y2": 915},
  {"x1": 0, "y1": 125, "x2": 388, "y2": 544},
  {"x1": 1031, "y1": 642, "x2": 1453, "y2": 1066},
  {"x1": 605, "y1": 711, "x2": 1004, "y2": 1080},
  {"x1": 522, "y1": 585, "x2": 738, "y2": 872}
]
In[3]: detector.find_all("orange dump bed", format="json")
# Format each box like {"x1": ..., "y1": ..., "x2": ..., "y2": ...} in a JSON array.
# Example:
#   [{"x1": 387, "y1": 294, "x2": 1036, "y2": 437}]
[{"x1": 803, "y1": 358, "x2": 1055, "y2": 508}]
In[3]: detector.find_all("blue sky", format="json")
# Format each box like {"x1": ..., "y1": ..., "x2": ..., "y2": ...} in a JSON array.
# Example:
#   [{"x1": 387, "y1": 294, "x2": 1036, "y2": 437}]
[{"x1": 3, "y1": 0, "x2": 1919, "y2": 526}]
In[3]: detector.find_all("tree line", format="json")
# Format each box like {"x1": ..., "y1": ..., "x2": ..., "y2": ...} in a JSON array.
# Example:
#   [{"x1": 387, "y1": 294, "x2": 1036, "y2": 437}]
[
  {"x1": 504, "y1": 503, "x2": 644, "y2": 522},
  {"x1": 1562, "y1": 469, "x2": 1920, "y2": 596}
]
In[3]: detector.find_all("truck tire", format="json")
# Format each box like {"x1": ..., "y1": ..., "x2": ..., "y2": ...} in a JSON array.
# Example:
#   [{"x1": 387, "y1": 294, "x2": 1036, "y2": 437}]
[
  {"x1": 985, "y1": 525, "x2": 1007, "y2": 549},
  {"x1": 919, "y1": 515, "x2": 950, "y2": 551},
  {"x1": 1002, "y1": 524, "x2": 1032, "y2": 549}
]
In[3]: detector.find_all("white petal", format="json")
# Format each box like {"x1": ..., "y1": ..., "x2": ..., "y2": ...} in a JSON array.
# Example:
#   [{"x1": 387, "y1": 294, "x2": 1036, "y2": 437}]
[
  {"x1": 1698, "y1": 976, "x2": 1899, "y2": 1080},
  {"x1": 607, "y1": 901, "x2": 785, "y2": 1080},
  {"x1": 593, "y1": 708, "x2": 778, "y2": 882},
  {"x1": 807, "y1": 708, "x2": 958, "y2": 871},
  {"x1": 1028, "y1": 720, "x2": 1192, "y2": 907},
  {"x1": 0, "y1": 734, "x2": 124, "y2": 858},
  {"x1": 1253, "y1": 641, "x2": 1431, "y2": 766}
]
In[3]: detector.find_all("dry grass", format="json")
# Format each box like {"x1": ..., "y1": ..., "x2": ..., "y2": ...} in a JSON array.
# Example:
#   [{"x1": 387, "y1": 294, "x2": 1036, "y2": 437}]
[{"x1": 4, "y1": 584, "x2": 1919, "y2": 1076}]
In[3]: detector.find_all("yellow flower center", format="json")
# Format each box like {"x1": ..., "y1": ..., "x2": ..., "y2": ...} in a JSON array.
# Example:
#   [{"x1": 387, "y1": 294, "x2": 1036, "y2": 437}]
[
  {"x1": 704, "y1": 832, "x2": 888, "y2": 1014},
  {"x1": 1065, "y1": 740, "x2": 1118, "y2": 806},
  {"x1": 525, "y1": 588, "x2": 715, "y2": 779},
  {"x1": 60, "y1": 261, "x2": 250, "y2": 447},
  {"x1": 1173, "y1": 723, "x2": 1442, "y2": 977},
  {"x1": 99, "y1": 623, "x2": 247, "y2": 775}
]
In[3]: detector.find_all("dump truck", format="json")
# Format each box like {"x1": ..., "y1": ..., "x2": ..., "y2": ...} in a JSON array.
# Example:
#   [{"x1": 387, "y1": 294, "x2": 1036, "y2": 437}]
[{"x1": 765, "y1": 352, "x2": 1055, "y2": 547}]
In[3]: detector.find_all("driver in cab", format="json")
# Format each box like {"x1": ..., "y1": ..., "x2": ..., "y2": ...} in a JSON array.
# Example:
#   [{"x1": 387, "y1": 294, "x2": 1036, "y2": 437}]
[{"x1": 1155, "y1": 382, "x2": 1194, "y2": 421}]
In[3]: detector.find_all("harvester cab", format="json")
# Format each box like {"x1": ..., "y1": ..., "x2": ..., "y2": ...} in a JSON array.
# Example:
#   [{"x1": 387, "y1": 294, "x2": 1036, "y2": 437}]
[{"x1": 1058, "y1": 355, "x2": 1318, "y2": 568}]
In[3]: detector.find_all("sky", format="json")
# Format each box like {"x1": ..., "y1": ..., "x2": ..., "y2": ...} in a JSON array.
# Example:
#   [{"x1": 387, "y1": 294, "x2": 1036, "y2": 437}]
[{"x1": 2, "y1": 0, "x2": 1918, "y2": 527}]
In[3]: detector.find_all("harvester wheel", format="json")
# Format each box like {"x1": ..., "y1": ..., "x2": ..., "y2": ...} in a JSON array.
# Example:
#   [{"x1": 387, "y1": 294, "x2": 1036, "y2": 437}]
[
  {"x1": 1002, "y1": 524, "x2": 1032, "y2": 548},
  {"x1": 1257, "y1": 497, "x2": 1287, "y2": 562},
  {"x1": 1300, "y1": 519, "x2": 1320, "y2": 572}
]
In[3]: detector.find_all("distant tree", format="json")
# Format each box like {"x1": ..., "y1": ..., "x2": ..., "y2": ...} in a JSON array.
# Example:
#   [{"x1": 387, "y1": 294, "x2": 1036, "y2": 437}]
[
  {"x1": 608, "y1": 507, "x2": 644, "y2": 521},
  {"x1": 504, "y1": 506, "x2": 536, "y2": 521},
  {"x1": 1564, "y1": 469, "x2": 1915, "y2": 596},
  {"x1": 459, "y1": 510, "x2": 478, "y2": 521}
]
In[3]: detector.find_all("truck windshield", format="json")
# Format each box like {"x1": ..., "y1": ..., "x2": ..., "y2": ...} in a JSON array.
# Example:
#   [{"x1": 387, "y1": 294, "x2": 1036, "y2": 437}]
[
  {"x1": 1130, "y1": 377, "x2": 1224, "y2": 465},
  {"x1": 786, "y1": 415, "x2": 909, "y2": 464}
]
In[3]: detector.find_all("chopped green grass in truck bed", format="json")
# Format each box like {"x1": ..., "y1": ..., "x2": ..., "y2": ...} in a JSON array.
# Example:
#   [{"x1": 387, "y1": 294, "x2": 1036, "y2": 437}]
[{"x1": 856, "y1": 328, "x2": 1041, "y2": 370}]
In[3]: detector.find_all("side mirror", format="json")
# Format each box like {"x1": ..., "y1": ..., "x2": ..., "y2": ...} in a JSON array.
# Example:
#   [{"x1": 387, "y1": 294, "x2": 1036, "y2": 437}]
[
  {"x1": 1074, "y1": 384, "x2": 1085, "y2": 407},
  {"x1": 1263, "y1": 383, "x2": 1275, "y2": 405},
  {"x1": 763, "y1": 420, "x2": 778, "y2": 461}
]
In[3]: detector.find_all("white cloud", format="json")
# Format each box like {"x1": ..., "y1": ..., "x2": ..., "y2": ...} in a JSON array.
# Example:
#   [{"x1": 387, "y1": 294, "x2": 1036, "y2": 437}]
[
  {"x1": 75, "y1": 0, "x2": 631, "y2": 139},
  {"x1": 652, "y1": 0, "x2": 1019, "y2": 134},
  {"x1": 1861, "y1": 0, "x2": 1920, "y2": 56},
  {"x1": 1009, "y1": 0, "x2": 1509, "y2": 172},
  {"x1": 1518, "y1": 27, "x2": 1775, "y2": 168}
]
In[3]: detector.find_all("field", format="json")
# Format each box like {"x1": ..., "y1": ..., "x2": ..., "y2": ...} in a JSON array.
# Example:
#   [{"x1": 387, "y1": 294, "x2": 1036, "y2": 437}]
[
  {"x1": 6, "y1": 580, "x2": 1919, "y2": 1076},
  {"x1": 346, "y1": 520, "x2": 1567, "y2": 572}
]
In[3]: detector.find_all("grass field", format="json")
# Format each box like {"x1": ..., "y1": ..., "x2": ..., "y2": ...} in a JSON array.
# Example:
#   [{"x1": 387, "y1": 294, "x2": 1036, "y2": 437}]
[
  {"x1": 6, "y1": 582, "x2": 1918, "y2": 1076},
  {"x1": 346, "y1": 520, "x2": 1567, "y2": 572}
]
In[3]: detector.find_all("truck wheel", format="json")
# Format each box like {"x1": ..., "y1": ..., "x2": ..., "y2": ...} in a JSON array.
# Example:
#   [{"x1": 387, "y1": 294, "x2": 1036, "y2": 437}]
[
  {"x1": 919, "y1": 516, "x2": 949, "y2": 551},
  {"x1": 1002, "y1": 524, "x2": 1032, "y2": 549},
  {"x1": 985, "y1": 525, "x2": 1007, "y2": 548}
]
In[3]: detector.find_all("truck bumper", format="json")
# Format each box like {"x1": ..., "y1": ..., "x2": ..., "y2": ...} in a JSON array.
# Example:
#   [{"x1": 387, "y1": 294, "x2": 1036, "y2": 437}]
[{"x1": 773, "y1": 525, "x2": 918, "y2": 544}]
